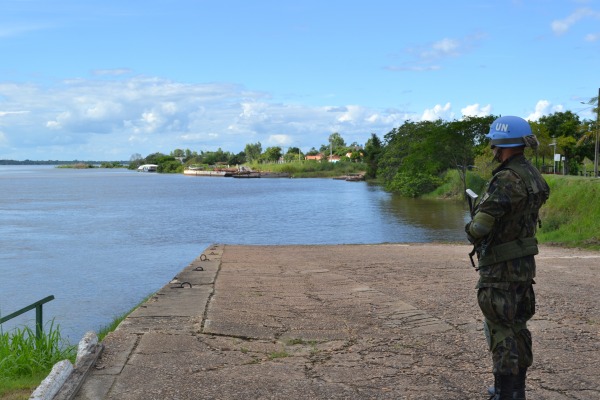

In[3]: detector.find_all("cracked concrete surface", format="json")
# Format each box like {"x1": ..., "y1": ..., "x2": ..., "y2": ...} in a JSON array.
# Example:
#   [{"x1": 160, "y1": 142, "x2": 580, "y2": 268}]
[{"x1": 74, "y1": 244, "x2": 600, "y2": 399}]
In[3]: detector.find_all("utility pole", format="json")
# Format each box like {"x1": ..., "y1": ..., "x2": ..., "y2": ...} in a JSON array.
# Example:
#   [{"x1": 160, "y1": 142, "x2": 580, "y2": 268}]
[
  {"x1": 550, "y1": 139, "x2": 557, "y2": 174},
  {"x1": 595, "y1": 87, "x2": 600, "y2": 177}
]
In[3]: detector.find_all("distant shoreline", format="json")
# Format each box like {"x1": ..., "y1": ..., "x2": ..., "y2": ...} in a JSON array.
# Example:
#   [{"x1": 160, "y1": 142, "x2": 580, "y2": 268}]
[{"x1": 0, "y1": 160, "x2": 128, "y2": 165}]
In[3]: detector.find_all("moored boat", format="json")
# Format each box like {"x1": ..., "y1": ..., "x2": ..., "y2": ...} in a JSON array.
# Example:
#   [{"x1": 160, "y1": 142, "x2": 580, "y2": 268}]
[
  {"x1": 137, "y1": 164, "x2": 158, "y2": 172},
  {"x1": 184, "y1": 169, "x2": 228, "y2": 177}
]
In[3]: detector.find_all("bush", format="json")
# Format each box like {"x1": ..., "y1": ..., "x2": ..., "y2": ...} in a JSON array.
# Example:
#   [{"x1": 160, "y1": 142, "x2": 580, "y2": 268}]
[
  {"x1": 386, "y1": 172, "x2": 443, "y2": 198},
  {"x1": 425, "y1": 169, "x2": 487, "y2": 199}
]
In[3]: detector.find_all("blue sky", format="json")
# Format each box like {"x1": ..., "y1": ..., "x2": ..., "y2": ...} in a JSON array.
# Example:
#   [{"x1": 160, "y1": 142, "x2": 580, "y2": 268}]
[{"x1": 1, "y1": 0, "x2": 599, "y2": 160}]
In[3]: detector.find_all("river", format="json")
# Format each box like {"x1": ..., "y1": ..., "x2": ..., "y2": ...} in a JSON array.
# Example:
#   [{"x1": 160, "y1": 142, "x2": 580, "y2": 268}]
[{"x1": 0, "y1": 165, "x2": 470, "y2": 343}]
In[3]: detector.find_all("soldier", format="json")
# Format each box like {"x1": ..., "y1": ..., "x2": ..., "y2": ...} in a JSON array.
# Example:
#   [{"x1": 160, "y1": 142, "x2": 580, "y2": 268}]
[{"x1": 466, "y1": 116, "x2": 550, "y2": 400}]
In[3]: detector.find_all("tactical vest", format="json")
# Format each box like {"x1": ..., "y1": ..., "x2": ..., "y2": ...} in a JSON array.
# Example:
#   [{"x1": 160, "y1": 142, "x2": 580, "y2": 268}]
[{"x1": 478, "y1": 156, "x2": 549, "y2": 267}]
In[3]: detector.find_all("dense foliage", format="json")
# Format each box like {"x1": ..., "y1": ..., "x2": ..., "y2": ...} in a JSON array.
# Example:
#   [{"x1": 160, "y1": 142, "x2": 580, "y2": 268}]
[
  {"x1": 376, "y1": 116, "x2": 493, "y2": 197},
  {"x1": 370, "y1": 110, "x2": 598, "y2": 197}
]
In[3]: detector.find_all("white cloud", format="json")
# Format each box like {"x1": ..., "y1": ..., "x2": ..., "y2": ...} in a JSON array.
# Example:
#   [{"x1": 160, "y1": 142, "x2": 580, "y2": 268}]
[
  {"x1": 268, "y1": 134, "x2": 292, "y2": 147},
  {"x1": 425, "y1": 38, "x2": 460, "y2": 58},
  {"x1": 0, "y1": 76, "x2": 414, "y2": 160},
  {"x1": 336, "y1": 105, "x2": 366, "y2": 123},
  {"x1": 461, "y1": 103, "x2": 492, "y2": 117},
  {"x1": 551, "y1": 7, "x2": 600, "y2": 35},
  {"x1": 387, "y1": 32, "x2": 485, "y2": 72},
  {"x1": 92, "y1": 68, "x2": 133, "y2": 76},
  {"x1": 525, "y1": 100, "x2": 564, "y2": 121},
  {"x1": 0, "y1": 110, "x2": 29, "y2": 117},
  {"x1": 421, "y1": 103, "x2": 453, "y2": 121}
]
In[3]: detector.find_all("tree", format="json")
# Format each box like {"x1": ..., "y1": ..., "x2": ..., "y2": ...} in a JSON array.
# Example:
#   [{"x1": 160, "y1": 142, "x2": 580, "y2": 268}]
[
  {"x1": 171, "y1": 149, "x2": 185, "y2": 158},
  {"x1": 284, "y1": 147, "x2": 303, "y2": 162},
  {"x1": 538, "y1": 111, "x2": 584, "y2": 174},
  {"x1": 329, "y1": 132, "x2": 346, "y2": 152},
  {"x1": 244, "y1": 142, "x2": 262, "y2": 162},
  {"x1": 364, "y1": 133, "x2": 382, "y2": 179},
  {"x1": 228, "y1": 151, "x2": 246, "y2": 165},
  {"x1": 377, "y1": 117, "x2": 495, "y2": 196},
  {"x1": 528, "y1": 121, "x2": 553, "y2": 171},
  {"x1": 444, "y1": 116, "x2": 496, "y2": 195},
  {"x1": 128, "y1": 153, "x2": 144, "y2": 170},
  {"x1": 262, "y1": 146, "x2": 282, "y2": 163},
  {"x1": 144, "y1": 152, "x2": 167, "y2": 164},
  {"x1": 320, "y1": 132, "x2": 346, "y2": 155}
]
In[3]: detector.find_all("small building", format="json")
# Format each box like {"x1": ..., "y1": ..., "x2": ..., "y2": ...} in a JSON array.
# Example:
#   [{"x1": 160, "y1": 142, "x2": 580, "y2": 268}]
[
  {"x1": 305, "y1": 153, "x2": 324, "y2": 161},
  {"x1": 328, "y1": 155, "x2": 341, "y2": 163}
]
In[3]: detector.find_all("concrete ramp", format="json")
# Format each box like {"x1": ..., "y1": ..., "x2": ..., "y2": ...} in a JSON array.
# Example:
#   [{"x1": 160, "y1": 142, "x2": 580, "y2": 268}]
[{"x1": 72, "y1": 244, "x2": 600, "y2": 400}]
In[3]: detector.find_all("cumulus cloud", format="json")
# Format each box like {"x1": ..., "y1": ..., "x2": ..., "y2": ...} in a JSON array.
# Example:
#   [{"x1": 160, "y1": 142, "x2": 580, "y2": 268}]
[
  {"x1": 525, "y1": 100, "x2": 564, "y2": 121},
  {"x1": 0, "y1": 76, "x2": 417, "y2": 160},
  {"x1": 461, "y1": 103, "x2": 492, "y2": 117},
  {"x1": 421, "y1": 103, "x2": 453, "y2": 121},
  {"x1": 551, "y1": 7, "x2": 600, "y2": 35}
]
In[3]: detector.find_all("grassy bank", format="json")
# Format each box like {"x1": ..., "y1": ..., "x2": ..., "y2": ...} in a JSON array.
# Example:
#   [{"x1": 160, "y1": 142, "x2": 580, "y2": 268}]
[
  {"x1": 537, "y1": 175, "x2": 600, "y2": 249},
  {"x1": 0, "y1": 293, "x2": 154, "y2": 399},
  {"x1": 426, "y1": 170, "x2": 600, "y2": 250},
  {"x1": 248, "y1": 160, "x2": 365, "y2": 178},
  {"x1": 0, "y1": 321, "x2": 76, "y2": 399}
]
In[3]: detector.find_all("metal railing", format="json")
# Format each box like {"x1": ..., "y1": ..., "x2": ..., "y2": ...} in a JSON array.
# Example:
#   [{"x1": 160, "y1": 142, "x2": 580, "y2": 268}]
[{"x1": 0, "y1": 295, "x2": 55, "y2": 339}]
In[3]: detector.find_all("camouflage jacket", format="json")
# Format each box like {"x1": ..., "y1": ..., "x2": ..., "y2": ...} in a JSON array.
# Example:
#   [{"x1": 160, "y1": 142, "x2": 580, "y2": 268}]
[{"x1": 473, "y1": 154, "x2": 550, "y2": 284}]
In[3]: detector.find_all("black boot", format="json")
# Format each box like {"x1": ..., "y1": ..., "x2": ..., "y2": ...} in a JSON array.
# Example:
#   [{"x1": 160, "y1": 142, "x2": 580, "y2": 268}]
[
  {"x1": 513, "y1": 367, "x2": 527, "y2": 400},
  {"x1": 488, "y1": 373, "x2": 515, "y2": 400}
]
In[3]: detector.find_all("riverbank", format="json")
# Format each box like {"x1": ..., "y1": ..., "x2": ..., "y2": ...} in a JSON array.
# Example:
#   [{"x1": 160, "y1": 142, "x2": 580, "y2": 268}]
[
  {"x1": 425, "y1": 171, "x2": 600, "y2": 251},
  {"x1": 70, "y1": 243, "x2": 600, "y2": 400},
  {"x1": 537, "y1": 175, "x2": 600, "y2": 249}
]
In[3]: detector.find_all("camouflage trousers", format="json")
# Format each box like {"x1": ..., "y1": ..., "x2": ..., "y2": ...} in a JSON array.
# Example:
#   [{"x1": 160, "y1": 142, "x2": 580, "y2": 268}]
[{"x1": 477, "y1": 281, "x2": 535, "y2": 375}]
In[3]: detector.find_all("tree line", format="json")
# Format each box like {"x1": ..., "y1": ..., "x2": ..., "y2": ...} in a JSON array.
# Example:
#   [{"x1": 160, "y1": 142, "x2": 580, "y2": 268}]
[
  {"x1": 129, "y1": 108, "x2": 599, "y2": 196},
  {"x1": 127, "y1": 132, "x2": 366, "y2": 173}
]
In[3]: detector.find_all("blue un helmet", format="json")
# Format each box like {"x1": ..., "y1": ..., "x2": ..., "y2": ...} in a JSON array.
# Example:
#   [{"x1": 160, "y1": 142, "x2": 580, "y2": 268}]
[{"x1": 487, "y1": 116, "x2": 534, "y2": 148}]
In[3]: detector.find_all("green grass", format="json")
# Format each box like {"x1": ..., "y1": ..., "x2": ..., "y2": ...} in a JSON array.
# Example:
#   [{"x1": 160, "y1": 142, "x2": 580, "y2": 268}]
[
  {"x1": 424, "y1": 169, "x2": 487, "y2": 200},
  {"x1": 0, "y1": 293, "x2": 154, "y2": 398},
  {"x1": 0, "y1": 321, "x2": 76, "y2": 397},
  {"x1": 537, "y1": 175, "x2": 600, "y2": 249},
  {"x1": 247, "y1": 160, "x2": 365, "y2": 178},
  {"x1": 97, "y1": 292, "x2": 155, "y2": 341},
  {"x1": 424, "y1": 171, "x2": 600, "y2": 250},
  {"x1": 267, "y1": 350, "x2": 289, "y2": 360}
]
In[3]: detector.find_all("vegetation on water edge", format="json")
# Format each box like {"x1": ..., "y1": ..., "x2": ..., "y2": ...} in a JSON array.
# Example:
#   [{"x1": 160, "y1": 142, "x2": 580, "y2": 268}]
[
  {"x1": 0, "y1": 321, "x2": 75, "y2": 397},
  {"x1": 0, "y1": 292, "x2": 154, "y2": 398},
  {"x1": 55, "y1": 162, "x2": 127, "y2": 169},
  {"x1": 246, "y1": 159, "x2": 365, "y2": 178},
  {"x1": 97, "y1": 292, "x2": 155, "y2": 342}
]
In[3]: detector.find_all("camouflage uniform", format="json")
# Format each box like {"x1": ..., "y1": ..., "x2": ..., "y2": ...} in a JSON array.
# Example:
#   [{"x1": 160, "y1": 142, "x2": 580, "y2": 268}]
[{"x1": 468, "y1": 154, "x2": 549, "y2": 376}]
